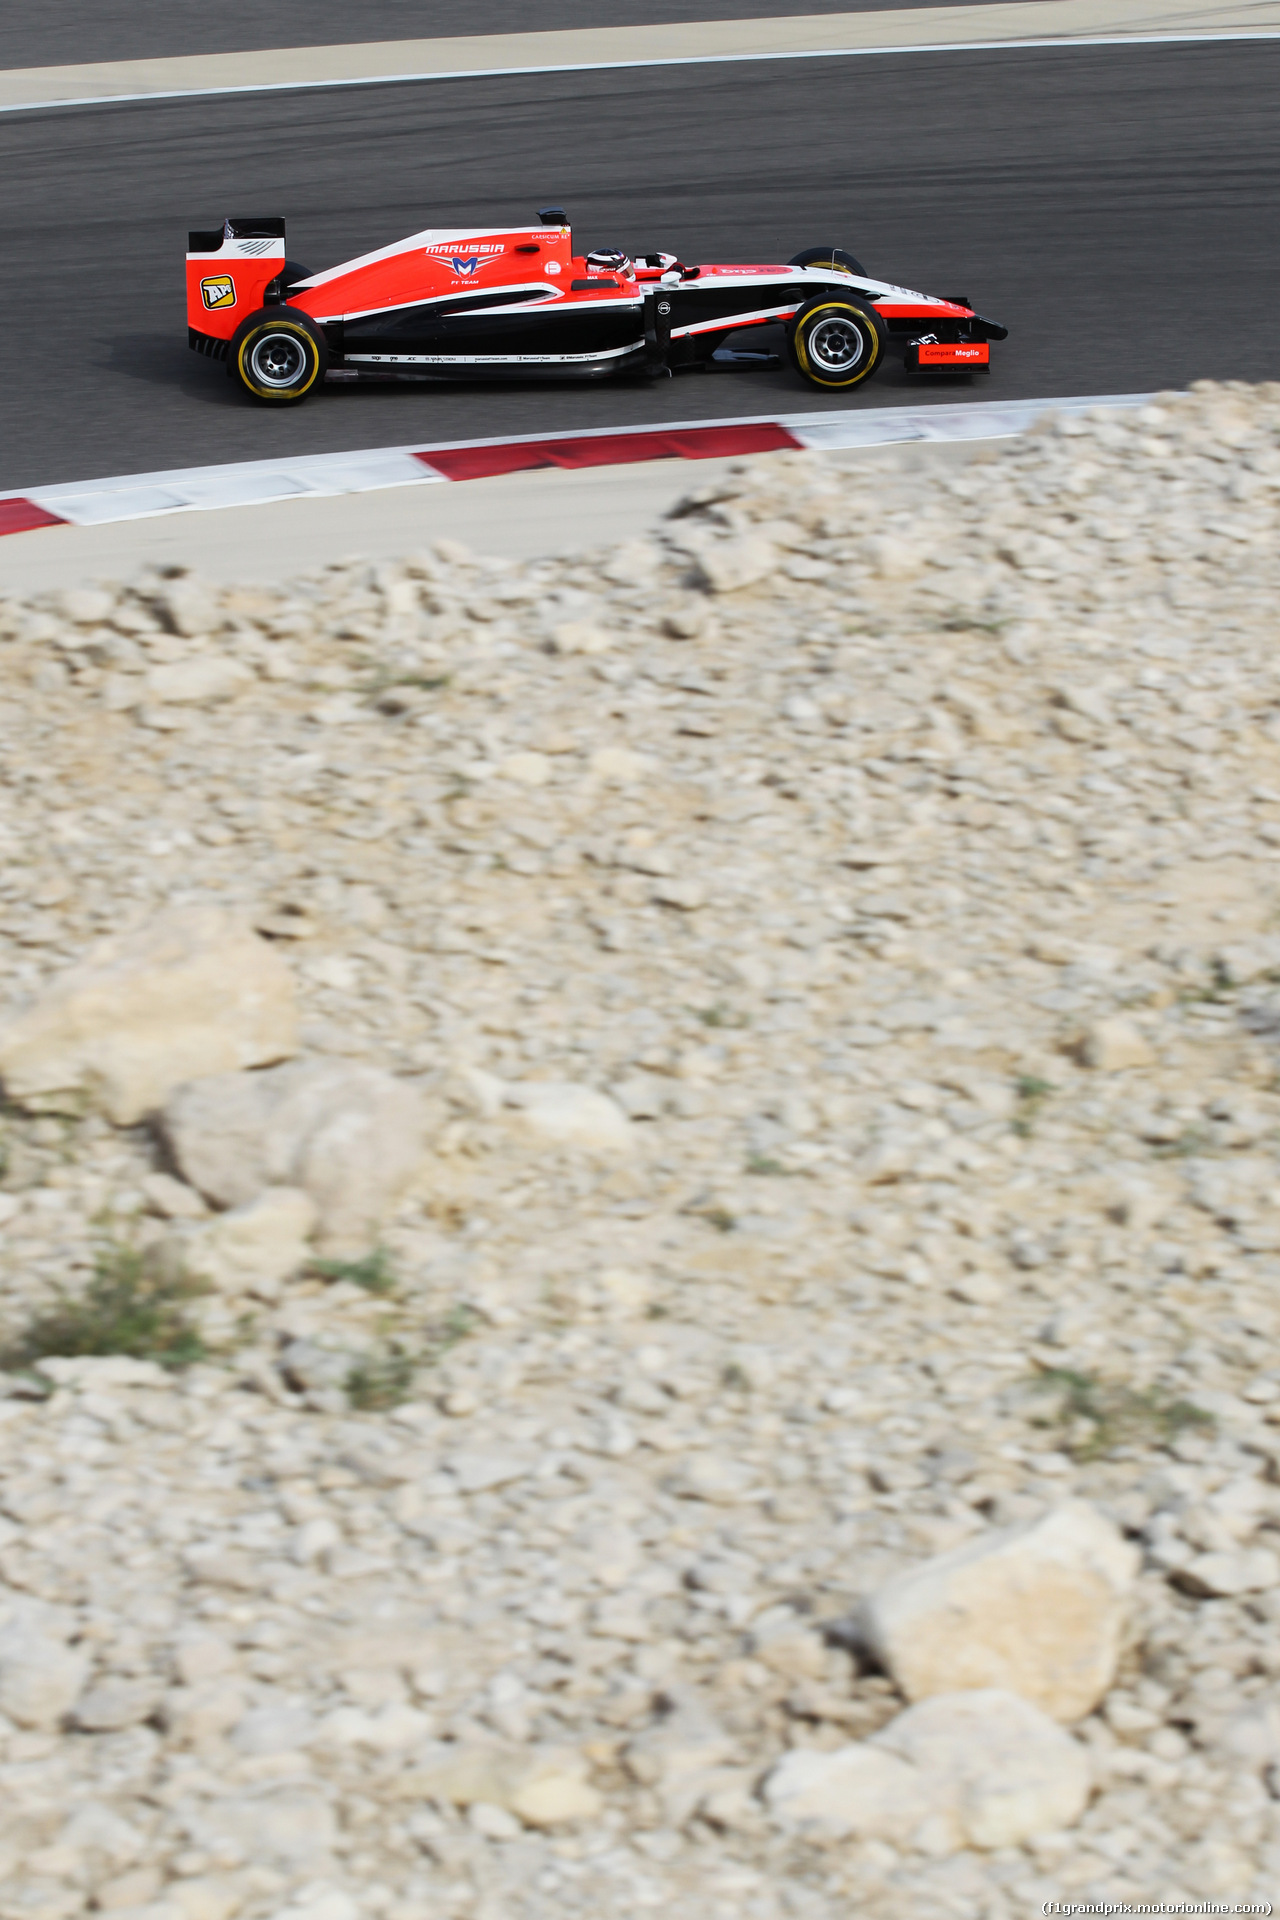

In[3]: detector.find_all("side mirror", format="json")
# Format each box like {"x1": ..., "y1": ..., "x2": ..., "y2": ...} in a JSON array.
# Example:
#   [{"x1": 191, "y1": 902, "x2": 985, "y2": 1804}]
[{"x1": 537, "y1": 206, "x2": 568, "y2": 227}]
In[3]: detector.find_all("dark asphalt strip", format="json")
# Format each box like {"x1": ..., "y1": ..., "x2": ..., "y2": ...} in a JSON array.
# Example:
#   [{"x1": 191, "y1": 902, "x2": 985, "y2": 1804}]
[
  {"x1": 0, "y1": 0, "x2": 1033, "y2": 72},
  {"x1": 0, "y1": 42, "x2": 1276, "y2": 495}
]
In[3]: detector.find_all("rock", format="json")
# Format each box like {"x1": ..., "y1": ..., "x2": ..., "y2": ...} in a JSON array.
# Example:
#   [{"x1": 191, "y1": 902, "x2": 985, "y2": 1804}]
[
  {"x1": 173, "y1": 1634, "x2": 238, "y2": 1686},
  {"x1": 550, "y1": 622, "x2": 611, "y2": 655},
  {"x1": 154, "y1": 581, "x2": 222, "y2": 637},
  {"x1": 278, "y1": 1341, "x2": 353, "y2": 1398},
  {"x1": 509, "y1": 1770, "x2": 603, "y2": 1828},
  {"x1": 57, "y1": 586, "x2": 115, "y2": 626},
  {"x1": 670, "y1": 1453, "x2": 755, "y2": 1504},
  {"x1": 184, "y1": 1791, "x2": 336, "y2": 1869},
  {"x1": 623, "y1": 1690, "x2": 734, "y2": 1823},
  {"x1": 764, "y1": 1742, "x2": 932, "y2": 1842},
  {"x1": 500, "y1": 1080, "x2": 634, "y2": 1155},
  {"x1": 0, "y1": 1618, "x2": 89, "y2": 1729},
  {"x1": 95, "y1": 1866, "x2": 164, "y2": 1909},
  {"x1": 178, "y1": 1187, "x2": 317, "y2": 1298},
  {"x1": 36, "y1": 1355, "x2": 169, "y2": 1390},
  {"x1": 1076, "y1": 1017, "x2": 1155, "y2": 1071},
  {"x1": 73, "y1": 1677, "x2": 162, "y2": 1732},
  {"x1": 445, "y1": 1449, "x2": 534, "y2": 1494},
  {"x1": 161, "y1": 1057, "x2": 427, "y2": 1255},
  {"x1": 231, "y1": 1704, "x2": 316, "y2": 1755},
  {"x1": 589, "y1": 745, "x2": 652, "y2": 785},
  {"x1": 857, "y1": 1499, "x2": 1138, "y2": 1721},
  {"x1": 163, "y1": 1682, "x2": 248, "y2": 1747},
  {"x1": 498, "y1": 751, "x2": 552, "y2": 786},
  {"x1": 167, "y1": 1878, "x2": 242, "y2": 1920},
  {"x1": 407, "y1": 1744, "x2": 597, "y2": 1826},
  {"x1": 871, "y1": 1689, "x2": 1091, "y2": 1849},
  {"x1": 765, "y1": 1689, "x2": 1089, "y2": 1850},
  {"x1": 1217, "y1": 1696, "x2": 1280, "y2": 1765},
  {"x1": 652, "y1": 877, "x2": 706, "y2": 912},
  {"x1": 949, "y1": 1269, "x2": 1004, "y2": 1306},
  {"x1": 146, "y1": 658, "x2": 253, "y2": 706},
  {"x1": 693, "y1": 537, "x2": 776, "y2": 593},
  {"x1": 1175, "y1": 1547, "x2": 1280, "y2": 1597},
  {"x1": 141, "y1": 1171, "x2": 208, "y2": 1220},
  {"x1": 0, "y1": 906, "x2": 298, "y2": 1124}
]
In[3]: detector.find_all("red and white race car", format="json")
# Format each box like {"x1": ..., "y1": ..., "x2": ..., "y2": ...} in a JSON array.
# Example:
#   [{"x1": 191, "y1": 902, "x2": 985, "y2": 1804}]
[{"x1": 187, "y1": 208, "x2": 1007, "y2": 404}]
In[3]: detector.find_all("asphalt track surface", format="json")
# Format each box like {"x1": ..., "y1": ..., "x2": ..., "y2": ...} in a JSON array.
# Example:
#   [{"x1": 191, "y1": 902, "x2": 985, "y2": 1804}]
[
  {"x1": 1, "y1": 41, "x2": 1277, "y2": 494},
  {"x1": 0, "y1": 0, "x2": 1012, "y2": 70}
]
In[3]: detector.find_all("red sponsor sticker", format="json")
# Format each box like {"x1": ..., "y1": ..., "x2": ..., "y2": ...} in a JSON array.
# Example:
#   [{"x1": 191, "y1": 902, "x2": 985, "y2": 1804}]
[{"x1": 916, "y1": 342, "x2": 989, "y2": 365}]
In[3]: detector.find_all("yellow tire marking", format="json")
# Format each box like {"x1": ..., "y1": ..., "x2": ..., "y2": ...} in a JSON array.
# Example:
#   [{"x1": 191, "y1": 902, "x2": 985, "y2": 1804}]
[
  {"x1": 236, "y1": 320, "x2": 321, "y2": 399},
  {"x1": 794, "y1": 301, "x2": 883, "y2": 388}
]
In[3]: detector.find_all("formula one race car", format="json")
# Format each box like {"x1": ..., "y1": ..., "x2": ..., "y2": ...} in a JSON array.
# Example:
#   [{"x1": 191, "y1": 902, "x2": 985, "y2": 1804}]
[{"x1": 186, "y1": 209, "x2": 1007, "y2": 404}]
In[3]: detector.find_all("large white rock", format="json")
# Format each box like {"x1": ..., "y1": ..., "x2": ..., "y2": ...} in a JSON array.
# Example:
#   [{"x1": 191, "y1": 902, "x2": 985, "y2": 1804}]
[
  {"x1": 162, "y1": 1057, "x2": 427, "y2": 1255},
  {"x1": 857, "y1": 1499, "x2": 1138, "y2": 1721},
  {"x1": 0, "y1": 906, "x2": 298, "y2": 1124},
  {"x1": 765, "y1": 1690, "x2": 1090, "y2": 1851},
  {"x1": 871, "y1": 1689, "x2": 1092, "y2": 1849}
]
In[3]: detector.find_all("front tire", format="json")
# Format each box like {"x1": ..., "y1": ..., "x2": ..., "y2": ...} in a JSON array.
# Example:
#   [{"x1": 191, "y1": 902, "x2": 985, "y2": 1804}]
[
  {"x1": 788, "y1": 299, "x2": 886, "y2": 390},
  {"x1": 789, "y1": 246, "x2": 869, "y2": 278},
  {"x1": 229, "y1": 311, "x2": 327, "y2": 404}
]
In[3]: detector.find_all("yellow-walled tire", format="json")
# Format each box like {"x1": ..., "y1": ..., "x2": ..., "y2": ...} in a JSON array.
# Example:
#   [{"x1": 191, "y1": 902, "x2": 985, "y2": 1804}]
[
  {"x1": 230, "y1": 311, "x2": 327, "y2": 403},
  {"x1": 788, "y1": 299, "x2": 886, "y2": 390}
]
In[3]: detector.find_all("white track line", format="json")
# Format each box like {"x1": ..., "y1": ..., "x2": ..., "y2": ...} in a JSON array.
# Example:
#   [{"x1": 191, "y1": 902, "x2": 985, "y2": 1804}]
[
  {"x1": 10, "y1": 392, "x2": 1154, "y2": 529},
  {"x1": 1, "y1": 2, "x2": 1278, "y2": 113}
]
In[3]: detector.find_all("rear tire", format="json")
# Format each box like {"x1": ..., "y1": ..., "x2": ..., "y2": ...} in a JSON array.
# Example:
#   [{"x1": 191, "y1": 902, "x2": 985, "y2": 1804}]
[
  {"x1": 789, "y1": 246, "x2": 868, "y2": 279},
  {"x1": 788, "y1": 298, "x2": 886, "y2": 390},
  {"x1": 229, "y1": 310, "x2": 327, "y2": 404}
]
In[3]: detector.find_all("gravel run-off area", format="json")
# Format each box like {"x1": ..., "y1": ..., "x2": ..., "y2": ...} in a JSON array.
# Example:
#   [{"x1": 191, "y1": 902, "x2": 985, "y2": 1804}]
[{"x1": 1, "y1": 380, "x2": 1280, "y2": 1920}]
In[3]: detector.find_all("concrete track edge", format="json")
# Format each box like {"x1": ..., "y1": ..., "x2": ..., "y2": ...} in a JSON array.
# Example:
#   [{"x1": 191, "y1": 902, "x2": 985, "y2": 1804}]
[
  {"x1": 0, "y1": 391, "x2": 1155, "y2": 592},
  {"x1": 2, "y1": 1, "x2": 1279, "y2": 112}
]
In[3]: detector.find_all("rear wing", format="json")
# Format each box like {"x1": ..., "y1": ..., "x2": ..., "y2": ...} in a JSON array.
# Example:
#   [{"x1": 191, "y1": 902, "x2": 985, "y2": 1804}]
[{"x1": 187, "y1": 216, "x2": 286, "y2": 355}]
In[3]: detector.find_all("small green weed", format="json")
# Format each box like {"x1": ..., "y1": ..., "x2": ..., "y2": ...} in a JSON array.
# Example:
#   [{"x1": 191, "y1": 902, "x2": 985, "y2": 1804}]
[
  {"x1": 0, "y1": 1243, "x2": 209, "y2": 1373},
  {"x1": 362, "y1": 668, "x2": 450, "y2": 703},
  {"x1": 312, "y1": 1248, "x2": 396, "y2": 1295},
  {"x1": 344, "y1": 1300, "x2": 480, "y2": 1412},
  {"x1": 694, "y1": 1002, "x2": 747, "y2": 1030},
  {"x1": 745, "y1": 1153, "x2": 794, "y2": 1177},
  {"x1": 1032, "y1": 1365, "x2": 1213, "y2": 1461},
  {"x1": 1151, "y1": 1125, "x2": 1212, "y2": 1161},
  {"x1": 346, "y1": 1348, "x2": 416, "y2": 1411},
  {"x1": 439, "y1": 1302, "x2": 480, "y2": 1350},
  {"x1": 1012, "y1": 1074, "x2": 1054, "y2": 1137}
]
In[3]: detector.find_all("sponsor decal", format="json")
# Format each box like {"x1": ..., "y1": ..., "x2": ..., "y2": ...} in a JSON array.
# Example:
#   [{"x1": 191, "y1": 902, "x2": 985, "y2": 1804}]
[
  {"x1": 200, "y1": 275, "x2": 236, "y2": 310},
  {"x1": 710, "y1": 265, "x2": 789, "y2": 276},
  {"x1": 657, "y1": 301, "x2": 672, "y2": 316},
  {"x1": 544, "y1": 261, "x2": 562, "y2": 275},
  {"x1": 425, "y1": 240, "x2": 505, "y2": 279},
  {"x1": 916, "y1": 341, "x2": 989, "y2": 365}
]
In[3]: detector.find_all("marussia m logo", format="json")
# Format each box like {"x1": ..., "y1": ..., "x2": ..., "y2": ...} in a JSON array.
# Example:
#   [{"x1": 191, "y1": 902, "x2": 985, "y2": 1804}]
[{"x1": 426, "y1": 241, "x2": 506, "y2": 278}]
